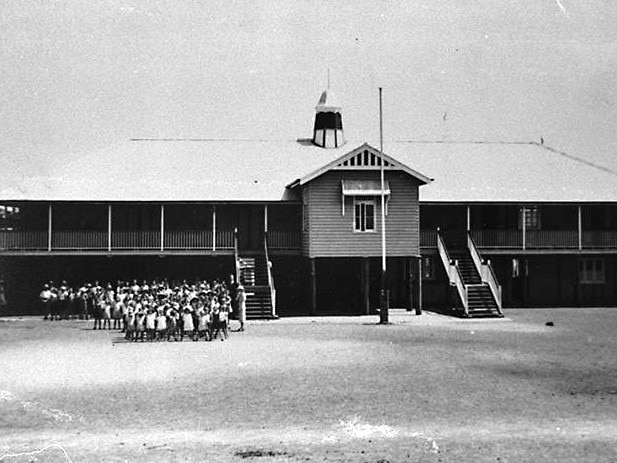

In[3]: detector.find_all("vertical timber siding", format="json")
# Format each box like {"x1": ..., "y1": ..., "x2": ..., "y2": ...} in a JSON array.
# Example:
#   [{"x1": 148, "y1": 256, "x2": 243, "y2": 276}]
[{"x1": 303, "y1": 171, "x2": 420, "y2": 258}]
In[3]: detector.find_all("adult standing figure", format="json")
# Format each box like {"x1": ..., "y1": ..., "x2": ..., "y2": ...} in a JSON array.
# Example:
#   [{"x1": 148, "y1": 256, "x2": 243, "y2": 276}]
[
  {"x1": 229, "y1": 274, "x2": 238, "y2": 319},
  {"x1": 49, "y1": 282, "x2": 60, "y2": 320},
  {"x1": 58, "y1": 281, "x2": 69, "y2": 319},
  {"x1": 76, "y1": 284, "x2": 88, "y2": 319},
  {"x1": 236, "y1": 285, "x2": 246, "y2": 332},
  {"x1": 40, "y1": 284, "x2": 52, "y2": 319}
]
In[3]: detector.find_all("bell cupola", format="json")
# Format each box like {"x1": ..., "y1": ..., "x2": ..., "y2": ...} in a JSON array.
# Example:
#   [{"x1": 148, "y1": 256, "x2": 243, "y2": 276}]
[{"x1": 313, "y1": 89, "x2": 345, "y2": 148}]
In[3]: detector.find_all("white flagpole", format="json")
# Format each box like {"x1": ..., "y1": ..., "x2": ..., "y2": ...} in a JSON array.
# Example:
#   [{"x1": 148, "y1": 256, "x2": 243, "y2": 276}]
[{"x1": 379, "y1": 87, "x2": 388, "y2": 324}]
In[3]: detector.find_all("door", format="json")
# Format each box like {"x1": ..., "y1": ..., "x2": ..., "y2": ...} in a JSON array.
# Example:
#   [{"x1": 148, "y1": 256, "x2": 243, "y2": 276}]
[{"x1": 237, "y1": 206, "x2": 264, "y2": 251}]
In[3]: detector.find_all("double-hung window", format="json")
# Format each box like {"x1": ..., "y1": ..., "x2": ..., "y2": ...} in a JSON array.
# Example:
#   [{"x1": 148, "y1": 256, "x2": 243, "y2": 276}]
[
  {"x1": 579, "y1": 258, "x2": 605, "y2": 284},
  {"x1": 354, "y1": 199, "x2": 375, "y2": 232},
  {"x1": 519, "y1": 206, "x2": 541, "y2": 230}
]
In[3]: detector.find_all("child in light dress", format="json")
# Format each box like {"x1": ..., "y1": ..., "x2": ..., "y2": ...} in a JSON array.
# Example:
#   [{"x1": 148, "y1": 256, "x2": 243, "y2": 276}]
[
  {"x1": 181, "y1": 307, "x2": 195, "y2": 341},
  {"x1": 155, "y1": 308, "x2": 167, "y2": 341},
  {"x1": 197, "y1": 308, "x2": 211, "y2": 341},
  {"x1": 145, "y1": 308, "x2": 157, "y2": 341}
]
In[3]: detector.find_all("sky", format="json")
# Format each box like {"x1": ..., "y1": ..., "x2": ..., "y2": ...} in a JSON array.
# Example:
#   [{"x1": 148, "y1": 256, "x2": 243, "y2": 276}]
[{"x1": 1, "y1": 0, "x2": 616, "y2": 183}]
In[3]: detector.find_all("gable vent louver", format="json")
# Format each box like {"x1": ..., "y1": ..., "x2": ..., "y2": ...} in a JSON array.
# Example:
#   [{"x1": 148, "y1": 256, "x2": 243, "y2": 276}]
[{"x1": 339, "y1": 150, "x2": 391, "y2": 167}]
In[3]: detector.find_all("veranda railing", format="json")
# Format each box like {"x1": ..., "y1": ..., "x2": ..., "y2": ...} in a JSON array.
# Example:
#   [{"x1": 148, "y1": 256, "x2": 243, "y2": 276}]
[
  {"x1": 52, "y1": 230, "x2": 107, "y2": 250},
  {"x1": 267, "y1": 230, "x2": 301, "y2": 249},
  {"x1": 0, "y1": 230, "x2": 47, "y2": 250}
]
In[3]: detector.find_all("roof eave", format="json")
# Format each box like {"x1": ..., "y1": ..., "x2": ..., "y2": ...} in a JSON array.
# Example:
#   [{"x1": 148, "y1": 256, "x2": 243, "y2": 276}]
[{"x1": 295, "y1": 142, "x2": 433, "y2": 187}]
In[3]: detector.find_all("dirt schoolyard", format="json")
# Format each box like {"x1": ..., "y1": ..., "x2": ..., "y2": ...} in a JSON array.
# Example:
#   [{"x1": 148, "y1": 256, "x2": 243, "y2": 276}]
[{"x1": 1, "y1": 309, "x2": 617, "y2": 462}]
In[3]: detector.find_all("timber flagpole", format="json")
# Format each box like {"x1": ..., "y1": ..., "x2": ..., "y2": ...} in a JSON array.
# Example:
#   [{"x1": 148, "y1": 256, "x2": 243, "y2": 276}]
[{"x1": 379, "y1": 87, "x2": 389, "y2": 324}]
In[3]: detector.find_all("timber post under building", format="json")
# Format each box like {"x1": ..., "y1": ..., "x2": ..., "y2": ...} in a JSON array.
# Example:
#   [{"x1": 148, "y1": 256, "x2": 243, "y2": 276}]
[{"x1": 1, "y1": 88, "x2": 617, "y2": 317}]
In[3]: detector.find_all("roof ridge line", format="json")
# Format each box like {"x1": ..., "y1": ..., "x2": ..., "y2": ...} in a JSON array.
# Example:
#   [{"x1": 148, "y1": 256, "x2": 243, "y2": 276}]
[
  {"x1": 534, "y1": 142, "x2": 617, "y2": 177},
  {"x1": 392, "y1": 140, "x2": 535, "y2": 145},
  {"x1": 129, "y1": 138, "x2": 296, "y2": 142}
]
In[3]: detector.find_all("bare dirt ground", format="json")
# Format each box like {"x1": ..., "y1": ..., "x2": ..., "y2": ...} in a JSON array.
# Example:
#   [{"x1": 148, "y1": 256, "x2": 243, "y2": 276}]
[{"x1": 1, "y1": 308, "x2": 617, "y2": 462}]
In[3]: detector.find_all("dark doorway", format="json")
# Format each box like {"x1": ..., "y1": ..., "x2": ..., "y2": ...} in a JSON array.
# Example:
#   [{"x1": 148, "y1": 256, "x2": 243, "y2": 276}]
[{"x1": 237, "y1": 206, "x2": 263, "y2": 251}]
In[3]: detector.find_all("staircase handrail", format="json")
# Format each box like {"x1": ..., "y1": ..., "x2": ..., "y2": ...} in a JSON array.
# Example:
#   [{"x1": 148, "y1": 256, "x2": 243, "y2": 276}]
[
  {"x1": 467, "y1": 232, "x2": 484, "y2": 276},
  {"x1": 437, "y1": 230, "x2": 469, "y2": 316},
  {"x1": 233, "y1": 227, "x2": 240, "y2": 285},
  {"x1": 263, "y1": 231, "x2": 276, "y2": 317},
  {"x1": 436, "y1": 228, "x2": 453, "y2": 270},
  {"x1": 467, "y1": 232, "x2": 503, "y2": 314},
  {"x1": 451, "y1": 264, "x2": 469, "y2": 316},
  {"x1": 485, "y1": 262, "x2": 503, "y2": 315}
]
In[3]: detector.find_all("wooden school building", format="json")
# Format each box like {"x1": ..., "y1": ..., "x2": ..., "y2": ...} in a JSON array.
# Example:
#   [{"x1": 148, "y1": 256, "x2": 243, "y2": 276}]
[{"x1": 1, "y1": 89, "x2": 617, "y2": 317}]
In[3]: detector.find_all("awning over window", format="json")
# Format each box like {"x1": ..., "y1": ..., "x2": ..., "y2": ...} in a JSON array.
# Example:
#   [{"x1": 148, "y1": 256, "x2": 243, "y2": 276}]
[{"x1": 341, "y1": 180, "x2": 390, "y2": 196}]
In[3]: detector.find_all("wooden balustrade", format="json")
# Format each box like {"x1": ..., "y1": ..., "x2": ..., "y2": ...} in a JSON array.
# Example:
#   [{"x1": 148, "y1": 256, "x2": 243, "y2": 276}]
[
  {"x1": 582, "y1": 231, "x2": 617, "y2": 248},
  {"x1": 267, "y1": 230, "x2": 301, "y2": 249},
  {"x1": 471, "y1": 230, "x2": 523, "y2": 249},
  {"x1": 525, "y1": 230, "x2": 578, "y2": 248},
  {"x1": 112, "y1": 231, "x2": 161, "y2": 250},
  {"x1": 4, "y1": 228, "x2": 617, "y2": 253},
  {"x1": 0, "y1": 230, "x2": 47, "y2": 250},
  {"x1": 215, "y1": 230, "x2": 235, "y2": 249},
  {"x1": 52, "y1": 230, "x2": 107, "y2": 249},
  {"x1": 420, "y1": 229, "x2": 437, "y2": 247},
  {"x1": 164, "y1": 230, "x2": 213, "y2": 249},
  {"x1": 431, "y1": 229, "x2": 617, "y2": 250}
]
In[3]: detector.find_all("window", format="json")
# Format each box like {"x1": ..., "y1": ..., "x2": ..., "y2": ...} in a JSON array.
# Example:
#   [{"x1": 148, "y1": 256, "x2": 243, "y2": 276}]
[
  {"x1": 512, "y1": 258, "x2": 528, "y2": 278},
  {"x1": 422, "y1": 256, "x2": 435, "y2": 280},
  {"x1": 0, "y1": 205, "x2": 19, "y2": 220},
  {"x1": 354, "y1": 199, "x2": 375, "y2": 232},
  {"x1": 512, "y1": 258, "x2": 520, "y2": 278},
  {"x1": 579, "y1": 258, "x2": 605, "y2": 284},
  {"x1": 519, "y1": 206, "x2": 541, "y2": 230}
]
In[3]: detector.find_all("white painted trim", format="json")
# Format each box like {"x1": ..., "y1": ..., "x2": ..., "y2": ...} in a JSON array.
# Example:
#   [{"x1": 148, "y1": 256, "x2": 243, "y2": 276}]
[
  {"x1": 342, "y1": 180, "x2": 391, "y2": 196},
  {"x1": 264, "y1": 204, "x2": 268, "y2": 233},
  {"x1": 160, "y1": 204, "x2": 164, "y2": 252},
  {"x1": 48, "y1": 204, "x2": 52, "y2": 252},
  {"x1": 212, "y1": 205, "x2": 216, "y2": 251},
  {"x1": 107, "y1": 204, "x2": 112, "y2": 252},
  {"x1": 466, "y1": 206, "x2": 471, "y2": 231},
  {"x1": 353, "y1": 198, "x2": 376, "y2": 233},
  {"x1": 287, "y1": 143, "x2": 432, "y2": 188},
  {"x1": 578, "y1": 205, "x2": 582, "y2": 250},
  {"x1": 522, "y1": 207, "x2": 526, "y2": 250}
]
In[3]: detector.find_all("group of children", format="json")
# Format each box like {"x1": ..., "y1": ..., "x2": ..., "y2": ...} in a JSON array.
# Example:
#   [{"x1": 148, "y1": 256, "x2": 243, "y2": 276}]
[{"x1": 39, "y1": 278, "x2": 247, "y2": 341}]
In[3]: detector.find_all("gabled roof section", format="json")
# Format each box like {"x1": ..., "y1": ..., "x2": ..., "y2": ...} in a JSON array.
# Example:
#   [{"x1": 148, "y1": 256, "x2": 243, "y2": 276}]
[{"x1": 288, "y1": 143, "x2": 433, "y2": 188}]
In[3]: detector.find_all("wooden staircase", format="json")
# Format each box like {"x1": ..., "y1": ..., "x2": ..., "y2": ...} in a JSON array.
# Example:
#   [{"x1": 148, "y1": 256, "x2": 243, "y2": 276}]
[
  {"x1": 238, "y1": 254, "x2": 276, "y2": 319},
  {"x1": 440, "y1": 231, "x2": 503, "y2": 318},
  {"x1": 449, "y1": 249, "x2": 481, "y2": 284}
]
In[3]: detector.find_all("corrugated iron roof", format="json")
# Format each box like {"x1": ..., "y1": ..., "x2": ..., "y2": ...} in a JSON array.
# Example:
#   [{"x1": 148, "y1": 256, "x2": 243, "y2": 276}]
[
  {"x1": 0, "y1": 139, "x2": 355, "y2": 202},
  {"x1": 1, "y1": 139, "x2": 616, "y2": 203},
  {"x1": 387, "y1": 141, "x2": 617, "y2": 203}
]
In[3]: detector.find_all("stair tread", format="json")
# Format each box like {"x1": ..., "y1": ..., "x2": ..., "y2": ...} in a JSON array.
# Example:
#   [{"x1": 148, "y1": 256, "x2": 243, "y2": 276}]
[{"x1": 238, "y1": 253, "x2": 275, "y2": 319}]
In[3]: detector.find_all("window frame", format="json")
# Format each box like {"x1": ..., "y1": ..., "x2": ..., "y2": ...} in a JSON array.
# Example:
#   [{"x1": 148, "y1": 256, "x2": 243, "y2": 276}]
[
  {"x1": 579, "y1": 258, "x2": 605, "y2": 284},
  {"x1": 519, "y1": 206, "x2": 541, "y2": 231},
  {"x1": 353, "y1": 198, "x2": 376, "y2": 233},
  {"x1": 421, "y1": 256, "x2": 436, "y2": 280}
]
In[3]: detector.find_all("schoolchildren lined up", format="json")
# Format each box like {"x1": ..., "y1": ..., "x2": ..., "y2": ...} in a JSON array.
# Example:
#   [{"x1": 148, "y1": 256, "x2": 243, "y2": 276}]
[{"x1": 39, "y1": 279, "x2": 246, "y2": 341}]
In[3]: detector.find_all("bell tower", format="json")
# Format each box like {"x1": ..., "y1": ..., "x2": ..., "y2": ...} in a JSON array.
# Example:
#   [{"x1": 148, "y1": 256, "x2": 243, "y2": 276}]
[{"x1": 312, "y1": 89, "x2": 345, "y2": 149}]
